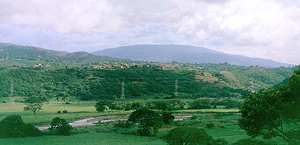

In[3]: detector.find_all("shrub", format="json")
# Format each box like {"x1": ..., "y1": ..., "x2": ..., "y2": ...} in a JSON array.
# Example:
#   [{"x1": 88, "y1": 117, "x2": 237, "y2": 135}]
[
  {"x1": 162, "y1": 112, "x2": 174, "y2": 125},
  {"x1": 18, "y1": 124, "x2": 42, "y2": 137},
  {"x1": 124, "y1": 103, "x2": 132, "y2": 111},
  {"x1": 128, "y1": 108, "x2": 163, "y2": 136},
  {"x1": 131, "y1": 102, "x2": 143, "y2": 109},
  {"x1": 50, "y1": 117, "x2": 72, "y2": 135},
  {"x1": 114, "y1": 121, "x2": 132, "y2": 128},
  {"x1": 190, "y1": 115, "x2": 197, "y2": 120},
  {"x1": 206, "y1": 122, "x2": 215, "y2": 129},
  {"x1": 162, "y1": 127, "x2": 214, "y2": 145},
  {"x1": 137, "y1": 128, "x2": 151, "y2": 136},
  {"x1": 62, "y1": 110, "x2": 68, "y2": 113},
  {"x1": 57, "y1": 111, "x2": 61, "y2": 114},
  {"x1": 0, "y1": 115, "x2": 42, "y2": 138},
  {"x1": 189, "y1": 98, "x2": 211, "y2": 109}
]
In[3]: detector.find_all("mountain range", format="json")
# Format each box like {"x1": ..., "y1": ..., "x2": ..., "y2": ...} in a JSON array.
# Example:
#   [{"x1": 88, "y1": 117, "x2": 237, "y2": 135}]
[{"x1": 92, "y1": 44, "x2": 293, "y2": 68}]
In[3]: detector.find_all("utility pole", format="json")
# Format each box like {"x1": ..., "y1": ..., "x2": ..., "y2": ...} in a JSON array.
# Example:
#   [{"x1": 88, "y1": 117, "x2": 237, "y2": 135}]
[
  {"x1": 10, "y1": 83, "x2": 14, "y2": 105},
  {"x1": 121, "y1": 82, "x2": 125, "y2": 100},
  {"x1": 175, "y1": 79, "x2": 178, "y2": 97}
]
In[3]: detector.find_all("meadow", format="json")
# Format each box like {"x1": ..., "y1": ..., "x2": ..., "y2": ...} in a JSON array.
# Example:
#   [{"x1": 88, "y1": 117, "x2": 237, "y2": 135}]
[{"x1": 0, "y1": 97, "x2": 287, "y2": 145}]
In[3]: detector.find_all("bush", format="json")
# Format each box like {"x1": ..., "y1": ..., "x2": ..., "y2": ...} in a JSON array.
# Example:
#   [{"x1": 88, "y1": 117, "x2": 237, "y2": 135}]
[
  {"x1": 162, "y1": 112, "x2": 174, "y2": 125},
  {"x1": 189, "y1": 98, "x2": 211, "y2": 109},
  {"x1": 1, "y1": 101, "x2": 6, "y2": 103},
  {"x1": 124, "y1": 103, "x2": 132, "y2": 111},
  {"x1": 206, "y1": 122, "x2": 215, "y2": 129},
  {"x1": 137, "y1": 128, "x2": 151, "y2": 136},
  {"x1": 0, "y1": 115, "x2": 42, "y2": 138},
  {"x1": 18, "y1": 124, "x2": 42, "y2": 137},
  {"x1": 50, "y1": 117, "x2": 72, "y2": 135},
  {"x1": 62, "y1": 110, "x2": 68, "y2": 113},
  {"x1": 162, "y1": 127, "x2": 214, "y2": 145},
  {"x1": 57, "y1": 111, "x2": 61, "y2": 114},
  {"x1": 114, "y1": 121, "x2": 132, "y2": 128},
  {"x1": 128, "y1": 108, "x2": 163, "y2": 136},
  {"x1": 190, "y1": 115, "x2": 197, "y2": 120},
  {"x1": 131, "y1": 102, "x2": 144, "y2": 109}
]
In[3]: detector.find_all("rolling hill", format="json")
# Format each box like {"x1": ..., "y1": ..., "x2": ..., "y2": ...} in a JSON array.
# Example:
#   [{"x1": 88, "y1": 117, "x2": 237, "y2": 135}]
[
  {"x1": 92, "y1": 44, "x2": 293, "y2": 68},
  {"x1": 0, "y1": 42, "x2": 296, "y2": 99},
  {"x1": 0, "y1": 43, "x2": 137, "y2": 68}
]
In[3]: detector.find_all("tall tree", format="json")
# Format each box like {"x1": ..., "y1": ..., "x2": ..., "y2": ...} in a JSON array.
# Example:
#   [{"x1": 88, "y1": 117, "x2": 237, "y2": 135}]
[
  {"x1": 24, "y1": 97, "x2": 47, "y2": 114},
  {"x1": 239, "y1": 66, "x2": 300, "y2": 145},
  {"x1": 127, "y1": 108, "x2": 162, "y2": 136}
]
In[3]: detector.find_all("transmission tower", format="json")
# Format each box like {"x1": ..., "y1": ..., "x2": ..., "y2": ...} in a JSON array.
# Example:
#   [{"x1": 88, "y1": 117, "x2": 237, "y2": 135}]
[
  {"x1": 175, "y1": 79, "x2": 178, "y2": 97},
  {"x1": 10, "y1": 83, "x2": 14, "y2": 105},
  {"x1": 121, "y1": 82, "x2": 125, "y2": 100},
  {"x1": 250, "y1": 79, "x2": 255, "y2": 93}
]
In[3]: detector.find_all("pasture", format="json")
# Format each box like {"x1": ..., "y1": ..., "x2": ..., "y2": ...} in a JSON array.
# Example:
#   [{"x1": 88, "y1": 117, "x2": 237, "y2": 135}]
[{"x1": 0, "y1": 97, "x2": 287, "y2": 144}]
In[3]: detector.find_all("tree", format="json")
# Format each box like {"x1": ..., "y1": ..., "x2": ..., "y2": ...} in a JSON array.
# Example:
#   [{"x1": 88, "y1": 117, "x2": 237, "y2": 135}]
[
  {"x1": 95, "y1": 100, "x2": 113, "y2": 112},
  {"x1": 239, "y1": 67, "x2": 300, "y2": 145},
  {"x1": 189, "y1": 98, "x2": 211, "y2": 109},
  {"x1": 24, "y1": 97, "x2": 47, "y2": 114},
  {"x1": 127, "y1": 108, "x2": 162, "y2": 136},
  {"x1": 0, "y1": 115, "x2": 42, "y2": 138},
  {"x1": 162, "y1": 127, "x2": 219, "y2": 145},
  {"x1": 162, "y1": 112, "x2": 174, "y2": 125},
  {"x1": 49, "y1": 117, "x2": 72, "y2": 136}
]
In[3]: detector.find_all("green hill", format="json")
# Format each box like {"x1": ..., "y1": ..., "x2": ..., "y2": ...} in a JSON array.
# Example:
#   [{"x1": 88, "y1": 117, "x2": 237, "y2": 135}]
[
  {"x1": 0, "y1": 43, "x2": 138, "y2": 68},
  {"x1": 0, "y1": 43, "x2": 296, "y2": 99}
]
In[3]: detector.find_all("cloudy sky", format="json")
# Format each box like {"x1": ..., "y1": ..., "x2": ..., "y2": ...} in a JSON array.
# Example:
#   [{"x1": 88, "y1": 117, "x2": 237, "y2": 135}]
[{"x1": 0, "y1": 0, "x2": 300, "y2": 64}]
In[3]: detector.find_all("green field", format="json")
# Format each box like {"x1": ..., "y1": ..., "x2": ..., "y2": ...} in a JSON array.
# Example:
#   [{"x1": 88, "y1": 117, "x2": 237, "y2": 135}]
[
  {"x1": 0, "y1": 132, "x2": 167, "y2": 145},
  {"x1": 0, "y1": 97, "x2": 131, "y2": 124},
  {"x1": 0, "y1": 98, "x2": 287, "y2": 145}
]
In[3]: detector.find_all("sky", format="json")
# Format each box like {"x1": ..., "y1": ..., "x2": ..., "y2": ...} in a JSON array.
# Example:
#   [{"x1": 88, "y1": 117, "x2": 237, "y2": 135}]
[{"x1": 0, "y1": 0, "x2": 300, "y2": 64}]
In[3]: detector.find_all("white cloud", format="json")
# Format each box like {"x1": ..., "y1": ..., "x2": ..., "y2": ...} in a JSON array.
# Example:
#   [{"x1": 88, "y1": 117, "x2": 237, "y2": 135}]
[
  {"x1": 168, "y1": 0, "x2": 300, "y2": 64},
  {"x1": 1, "y1": 0, "x2": 300, "y2": 64},
  {"x1": 0, "y1": 0, "x2": 127, "y2": 35}
]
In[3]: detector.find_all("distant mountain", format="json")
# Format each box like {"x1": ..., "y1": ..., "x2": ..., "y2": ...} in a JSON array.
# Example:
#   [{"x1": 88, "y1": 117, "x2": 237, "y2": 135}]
[
  {"x1": 92, "y1": 44, "x2": 293, "y2": 68},
  {"x1": 0, "y1": 42, "x2": 130, "y2": 68}
]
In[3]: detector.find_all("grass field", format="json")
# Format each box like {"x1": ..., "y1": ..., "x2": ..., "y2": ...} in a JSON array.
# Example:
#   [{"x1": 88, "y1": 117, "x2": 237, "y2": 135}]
[
  {"x1": 0, "y1": 97, "x2": 288, "y2": 145},
  {"x1": 0, "y1": 132, "x2": 167, "y2": 145},
  {"x1": 0, "y1": 97, "x2": 131, "y2": 124}
]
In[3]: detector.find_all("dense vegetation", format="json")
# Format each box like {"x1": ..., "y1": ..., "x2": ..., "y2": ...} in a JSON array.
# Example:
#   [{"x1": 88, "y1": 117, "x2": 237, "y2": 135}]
[
  {"x1": 0, "y1": 63, "x2": 294, "y2": 100},
  {"x1": 0, "y1": 115, "x2": 42, "y2": 138},
  {"x1": 0, "y1": 43, "x2": 298, "y2": 144},
  {"x1": 0, "y1": 66, "x2": 253, "y2": 100},
  {"x1": 239, "y1": 67, "x2": 300, "y2": 145}
]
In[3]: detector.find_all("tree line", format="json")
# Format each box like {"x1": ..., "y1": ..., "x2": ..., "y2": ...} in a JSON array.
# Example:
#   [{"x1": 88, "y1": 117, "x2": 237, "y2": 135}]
[{"x1": 0, "y1": 66, "x2": 249, "y2": 100}]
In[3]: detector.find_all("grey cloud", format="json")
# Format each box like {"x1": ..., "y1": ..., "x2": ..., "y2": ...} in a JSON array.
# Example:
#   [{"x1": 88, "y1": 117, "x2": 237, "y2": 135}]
[
  {"x1": 0, "y1": 0, "x2": 127, "y2": 35},
  {"x1": 1, "y1": 0, "x2": 300, "y2": 64}
]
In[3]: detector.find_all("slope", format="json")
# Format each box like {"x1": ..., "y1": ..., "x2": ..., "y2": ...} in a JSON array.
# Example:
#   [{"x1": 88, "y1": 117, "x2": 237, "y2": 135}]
[{"x1": 92, "y1": 44, "x2": 292, "y2": 68}]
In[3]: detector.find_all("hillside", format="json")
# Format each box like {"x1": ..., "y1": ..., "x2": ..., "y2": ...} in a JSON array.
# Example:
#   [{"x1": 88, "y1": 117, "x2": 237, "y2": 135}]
[
  {"x1": 0, "y1": 43, "x2": 296, "y2": 98},
  {"x1": 0, "y1": 66, "x2": 247, "y2": 99},
  {"x1": 92, "y1": 44, "x2": 293, "y2": 68},
  {"x1": 0, "y1": 43, "x2": 139, "y2": 68}
]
